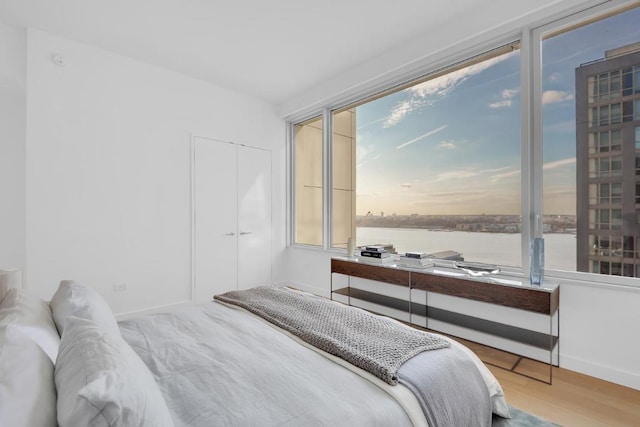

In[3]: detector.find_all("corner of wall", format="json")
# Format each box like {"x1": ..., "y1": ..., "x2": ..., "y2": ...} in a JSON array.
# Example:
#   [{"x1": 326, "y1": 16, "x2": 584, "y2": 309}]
[{"x1": 0, "y1": 22, "x2": 27, "y2": 273}]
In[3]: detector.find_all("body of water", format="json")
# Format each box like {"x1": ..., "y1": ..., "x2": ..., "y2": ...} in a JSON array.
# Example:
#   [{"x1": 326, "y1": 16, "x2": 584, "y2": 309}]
[{"x1": 356, "y1": 227, "x2": 577, "y2": 271}]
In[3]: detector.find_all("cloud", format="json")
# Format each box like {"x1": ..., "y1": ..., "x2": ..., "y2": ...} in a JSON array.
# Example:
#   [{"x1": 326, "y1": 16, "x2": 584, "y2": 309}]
[
  {"x1": 425, "y1": 160, "x2": 573, "y2": 185},
  {"x1": 501, "y1": 88, "x2": 519, "y2": 99},
  {"x1": 355, "y1": 145, "x2": 382, "y2": 168},
  {"x1": 543, "y1": 157, "x2": 575, "y2": 170},
  {"x1": 406, "y1": 190, "x2": 494, "y2": 211},
  {"x1": 438, "y1": 140, "x2": 457, "y2": 150},
  {"x1": 356, "y1": 116, "x2": 387, "y2": 131},
  {"x1": 489, "y1": 169, "x2": 520, "y2": 182},
  {"x1": 434, "y1": 169, "x2": 480, "y2": 181},
  {"x1": 547, "y1": 72, "x2": 562, "y2": 82},
  {"x1": 411, "y1": 55, "x2": 511, "y2": 98},
  {"x1": 542, "y1": 90, "x2": 574, "y2": 105},
  {"x1": 489, "y1": 99, "x2": 512, "y2": 108},
  {"x1": 465, "y1": 159, "x2": 574, "y2": 182},
  {"x1": 489, "y1": 87, "x2": 519, "y2": 108},
  {"x1": 384, "y1": 53, "x2": 515, "y2": 127},
  {"x1": 431, "y1": 165, "x2": 521, "y2": 184},
  {"x1": 396, "y1": 125, "x2": 447, "y2": 150},
  {"x1": 385, "y1": 101, "x2": 413, "y2": 128},
  {"x1": 480, "y1": 166, "x2": 512, "y2": 174}
]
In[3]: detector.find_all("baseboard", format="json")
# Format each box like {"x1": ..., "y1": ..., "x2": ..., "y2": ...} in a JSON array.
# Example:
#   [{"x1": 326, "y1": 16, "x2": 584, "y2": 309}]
[
  {"x1": 561, "y1": 353, "x2": 640, "y2": 391},
  {"x1": 114, "y1": 300, "x2": 192, "y2": 321}
]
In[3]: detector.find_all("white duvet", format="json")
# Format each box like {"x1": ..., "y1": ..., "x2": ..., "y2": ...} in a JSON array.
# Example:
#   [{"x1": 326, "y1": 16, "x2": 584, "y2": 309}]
[{"x1": 119, "y1": 300, "x2": 508, "y2": 426}]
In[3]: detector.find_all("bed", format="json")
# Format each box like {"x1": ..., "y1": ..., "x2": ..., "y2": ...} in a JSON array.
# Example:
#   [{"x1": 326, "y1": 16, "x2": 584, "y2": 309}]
[{"x1": 0, "y1": 281, "x2": 511, "y2": 427}]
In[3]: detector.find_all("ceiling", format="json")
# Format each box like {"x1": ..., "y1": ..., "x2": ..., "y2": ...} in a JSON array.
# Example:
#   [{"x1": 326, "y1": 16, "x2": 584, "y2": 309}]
[{"x1": 0, "y1": 0, "x2": 500, "y2": 105}]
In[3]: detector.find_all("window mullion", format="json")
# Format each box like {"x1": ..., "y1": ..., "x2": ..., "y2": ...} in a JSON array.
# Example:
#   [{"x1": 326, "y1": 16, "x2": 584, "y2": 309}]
[
  {"x1": 323, "y1": 108, "x2": 332, "y2": 250},
  {"x1": 532, "y1": 26, "x2": 544, "y2": 239},
  {"x1": 520, "y1": 27, "x2": 533, "y2": 276},
  {"x1": 521, "y1": 25, "x2": 545, "y2": 279},
  {"x1": 287, "y1": 122, "x2": 293, "y2": 246}
]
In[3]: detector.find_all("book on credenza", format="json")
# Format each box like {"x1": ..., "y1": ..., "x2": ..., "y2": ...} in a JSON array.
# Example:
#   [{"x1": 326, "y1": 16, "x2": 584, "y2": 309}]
[
  {"x1": 359, "y1": 250, "x2": 391, "y2": 259},
  {"x1": 396, "y1": 255, "x2": 434, "y2": 269},
  {"x1": 357, "y1": 254, "x2": 396, "y2": 264},
  {"x1": 364, "y1": 245, "x2": 387, "y2": 252},
  {"x1": 404, "y1": 251, "x2": 428, "y2": 259}
]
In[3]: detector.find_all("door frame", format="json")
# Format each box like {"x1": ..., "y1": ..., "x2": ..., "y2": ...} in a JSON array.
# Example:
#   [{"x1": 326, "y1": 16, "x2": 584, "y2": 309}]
[{"x1": 190, "y1": 133, "x2": 273, "y2": 302}]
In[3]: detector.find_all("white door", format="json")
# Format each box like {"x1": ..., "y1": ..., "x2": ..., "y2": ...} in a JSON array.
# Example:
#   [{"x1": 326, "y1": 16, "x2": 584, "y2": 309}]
[
  {"x1": 237, "y1": 145, "x2": 272, "y2": 290},
  {"x1": 193, "y1": 137, "x2": 238, "y2": 302}
]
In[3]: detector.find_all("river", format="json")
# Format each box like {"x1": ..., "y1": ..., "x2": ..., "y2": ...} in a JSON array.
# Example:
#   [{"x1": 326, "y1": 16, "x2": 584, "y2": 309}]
[{"x1": 356, "y1": 227, "x2": 577, "y2": 271}]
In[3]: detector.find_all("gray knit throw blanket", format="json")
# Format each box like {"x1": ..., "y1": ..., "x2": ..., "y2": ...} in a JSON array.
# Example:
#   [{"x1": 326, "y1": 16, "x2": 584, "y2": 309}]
[{"x1": 214, "y1": 286, "x2": 450, "y2": 385}]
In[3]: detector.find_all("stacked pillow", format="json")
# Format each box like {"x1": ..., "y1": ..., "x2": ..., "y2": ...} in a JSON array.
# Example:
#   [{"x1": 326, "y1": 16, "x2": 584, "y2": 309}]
[
  {"x1": 1, "y1": 280, "x2": 175, "y2": 427},
  {"x1": 0, "y1": 288, "x2": 60, "y2": 427},
  {"x1": 50, "y1": 279, "x2": 121, "y2": 336},
  {"x1": 50, "y1": 280, "x2": 175, "y2": 427}
]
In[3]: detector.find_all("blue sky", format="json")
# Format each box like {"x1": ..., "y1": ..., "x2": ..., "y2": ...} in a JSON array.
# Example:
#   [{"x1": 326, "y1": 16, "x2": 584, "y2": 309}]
[{"x1": 355, "y1": 7, "x2": 640, "y2": 217}]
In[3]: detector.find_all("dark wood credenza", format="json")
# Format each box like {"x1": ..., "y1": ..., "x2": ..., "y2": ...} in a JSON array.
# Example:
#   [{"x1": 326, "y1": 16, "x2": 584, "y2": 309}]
[{"x1": 330, "y1": 257, "x2": 560, "y2": 383}]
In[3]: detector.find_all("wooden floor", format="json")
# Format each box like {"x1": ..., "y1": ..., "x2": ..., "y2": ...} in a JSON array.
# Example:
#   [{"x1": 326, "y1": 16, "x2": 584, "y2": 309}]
[{"x1": 455, "y1": 337, "x2": 640, "y2": 427}]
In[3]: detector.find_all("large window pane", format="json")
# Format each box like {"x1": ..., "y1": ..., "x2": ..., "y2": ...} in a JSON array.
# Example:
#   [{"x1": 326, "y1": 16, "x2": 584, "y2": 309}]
[
  {"x1": 332, "y1": 109, "x2": 356, "y2": 248},
  {"x1": 351, "y1": 46, "x2": 521, "y2": 266},
  {"x1": 542, "y1": 6, "x2": 640, "y2": 275},
  {"x1": 294, "y1": 116, "x2": 323, "y2": 245}
]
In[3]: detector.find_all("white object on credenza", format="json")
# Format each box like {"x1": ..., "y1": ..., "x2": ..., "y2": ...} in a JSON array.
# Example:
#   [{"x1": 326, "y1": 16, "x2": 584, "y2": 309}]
[{"x1": 0, "y1": 268, "x2": 23, "y2": 300}]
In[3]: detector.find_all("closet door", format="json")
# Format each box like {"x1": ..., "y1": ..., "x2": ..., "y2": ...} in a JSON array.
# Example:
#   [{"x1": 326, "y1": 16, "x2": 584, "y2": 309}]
[
  {"x1": 237, "y1": 145, "x2": 271, "y2": 290},
  {"x1": 193, "y1": 137, "x2": 238, "y2": 302}
]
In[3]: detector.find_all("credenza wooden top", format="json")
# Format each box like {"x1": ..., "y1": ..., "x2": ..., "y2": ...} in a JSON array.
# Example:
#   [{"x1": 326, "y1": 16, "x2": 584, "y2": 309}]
[{"x1": 331, "y1": 257, "x2": 559, "y2": 315}]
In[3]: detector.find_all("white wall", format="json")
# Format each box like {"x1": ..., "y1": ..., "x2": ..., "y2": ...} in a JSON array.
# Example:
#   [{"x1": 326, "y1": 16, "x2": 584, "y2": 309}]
[
  {"x1": 558, "y1": 280, "x2": 640, "y2": 390},
  {"x1": 25, "y1": 29, "x2": 284, "y2": 314},
  {"x1": 275, "y1": 0, "x2": 640, "y2": 390},
  {"x1": 0, "y1": 24, "x2": 26, "y2": 275}
]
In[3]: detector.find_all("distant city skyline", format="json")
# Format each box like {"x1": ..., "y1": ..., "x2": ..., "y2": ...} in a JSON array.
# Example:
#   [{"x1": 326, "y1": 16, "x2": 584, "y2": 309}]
[{"x1": 354, "y1": 7, "x2": 640, "y2": 217}]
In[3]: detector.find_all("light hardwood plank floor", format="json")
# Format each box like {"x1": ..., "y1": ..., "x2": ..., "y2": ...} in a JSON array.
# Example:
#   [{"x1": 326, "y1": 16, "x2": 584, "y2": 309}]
[
  {"x1": 489, "y1": 364, "x2": 640, "y2": 427},
  {"x1": 455, "y1": 335, "x2": 640, "y2": 426}
]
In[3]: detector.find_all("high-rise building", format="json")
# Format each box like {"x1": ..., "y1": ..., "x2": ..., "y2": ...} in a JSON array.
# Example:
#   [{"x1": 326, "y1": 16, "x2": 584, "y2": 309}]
[{"x1": 576, "y1": 42, "x2": 640, "y2": 277}]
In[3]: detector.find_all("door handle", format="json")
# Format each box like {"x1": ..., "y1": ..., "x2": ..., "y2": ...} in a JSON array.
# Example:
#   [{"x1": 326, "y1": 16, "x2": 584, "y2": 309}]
[
  {"x1": 239, "y1": 231, "x2": 252, "y2": 235},
  {"x1": 224, "y1": 232, "x2": 236, "y2": 236}
]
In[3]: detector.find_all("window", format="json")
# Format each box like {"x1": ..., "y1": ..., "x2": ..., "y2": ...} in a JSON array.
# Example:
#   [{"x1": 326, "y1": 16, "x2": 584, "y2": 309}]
[
  {"x1": 589, "y1": 156, "x2": 622, "y2": 178},
  {"x1": 591, "y1": 182, "x2": 622, "y2": 205},
  {"x1": 623, "y1": 67, "x2": 634, "y2": 96},
  {"x1": 291, "y1": 3, "x2": 640, "y2": 283},
  {"x1": 622, "y1": 100, "x2": 634, "y2": 122},
  {"x1": 590, "y1": 209, "x2": 624, "y2": 239},
  {"x1": 329, "y1": 46, "x2": 522, "y2": 265},
  {"x1": 544, "y1": 5, "x2": 640, "y2": 275},
  {"x1": 332, "y1": 109, "x2": 356, "y2": 248},
  {"x1": 589, "y1": 130, "x2": 622, "y2": 153},
  {"x1": 623, "y1": 235, "x2": 635, "y2": 258},
  {"x1": 293, "y1": 116, "x2": 323, "y2": 245}
]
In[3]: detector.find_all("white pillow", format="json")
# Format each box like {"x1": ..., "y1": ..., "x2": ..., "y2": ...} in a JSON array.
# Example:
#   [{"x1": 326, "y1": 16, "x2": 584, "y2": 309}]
[
  {"x1": 55, "y1": 317, "x2": 174, "y2": 427},
  {"x1": 0, "y1": 288, "x2": 60, "y2": 362},
  {"x1": 0, "y1": 269, "x2": 22, "y2": 301},
  {"x1": 50, "y1": 280, "x2": 120, "y2": 337},
  {"x1": 0, "y1": 324, "x2": 57, "y2": 427}
]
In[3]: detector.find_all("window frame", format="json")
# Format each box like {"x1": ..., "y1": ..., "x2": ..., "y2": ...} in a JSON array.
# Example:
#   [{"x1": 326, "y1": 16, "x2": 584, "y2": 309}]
[{"x1": 287, "y1": 0, "x2": 640, "y2": 288}]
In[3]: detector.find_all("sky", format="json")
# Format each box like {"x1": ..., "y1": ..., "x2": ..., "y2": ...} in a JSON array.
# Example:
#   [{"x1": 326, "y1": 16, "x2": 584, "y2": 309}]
[{"x1": 354, "y1": 6, "x2": 640, "y2": 217}]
